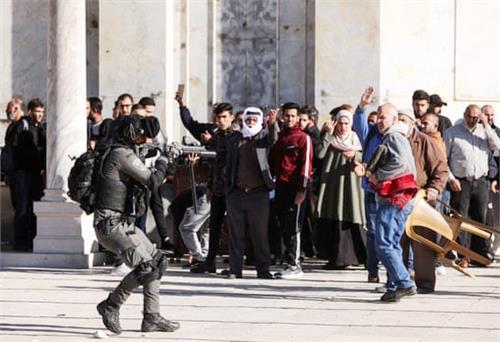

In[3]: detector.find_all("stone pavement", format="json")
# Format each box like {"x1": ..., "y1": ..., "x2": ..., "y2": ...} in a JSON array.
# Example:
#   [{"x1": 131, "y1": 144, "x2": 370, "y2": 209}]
[{"x1": 0, "y1": 260, "x2": 499, "y2": 342}]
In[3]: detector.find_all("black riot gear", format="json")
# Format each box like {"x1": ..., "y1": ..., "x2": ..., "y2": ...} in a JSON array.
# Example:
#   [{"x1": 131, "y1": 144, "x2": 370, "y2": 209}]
[{"x1": 93, "y1": 135, "x2": 180, "y2": 334}]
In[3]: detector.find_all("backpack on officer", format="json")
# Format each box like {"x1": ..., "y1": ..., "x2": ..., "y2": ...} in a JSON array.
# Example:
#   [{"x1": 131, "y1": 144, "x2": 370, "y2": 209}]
[{"x1": 67, "y1": 147, "x2": 112, "y2": 214}]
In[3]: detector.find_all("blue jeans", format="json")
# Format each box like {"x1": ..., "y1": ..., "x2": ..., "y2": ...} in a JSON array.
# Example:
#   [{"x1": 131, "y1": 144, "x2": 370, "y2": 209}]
[
  {"x1": 375, "y1": 203, "x2": 415, "y2": 292},
  {"x1": 364, "y1": 191, "x2": 379, "y2": 275}
]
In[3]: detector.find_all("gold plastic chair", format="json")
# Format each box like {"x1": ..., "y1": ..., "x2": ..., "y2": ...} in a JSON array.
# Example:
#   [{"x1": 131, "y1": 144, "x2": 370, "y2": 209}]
[{"x1": 405, "y1": 190, "x2": 496, "y2": 277}]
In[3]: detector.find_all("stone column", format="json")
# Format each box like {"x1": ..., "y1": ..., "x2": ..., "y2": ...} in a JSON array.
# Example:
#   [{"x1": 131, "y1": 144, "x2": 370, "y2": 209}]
[{"x1": 32, "y1": 0, "x2": 96, "y2": 268}]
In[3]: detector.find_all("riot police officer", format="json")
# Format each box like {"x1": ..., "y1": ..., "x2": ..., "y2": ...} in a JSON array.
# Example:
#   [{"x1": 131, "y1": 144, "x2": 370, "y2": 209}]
[{"x1": 94, "y1": 115, "x2": 180, "y2": 334}]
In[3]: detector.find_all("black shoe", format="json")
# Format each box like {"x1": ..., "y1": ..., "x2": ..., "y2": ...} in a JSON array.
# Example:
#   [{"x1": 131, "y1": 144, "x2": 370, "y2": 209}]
[
  {"x1": 257, "y1": 271, "x2": 274, "y2": 279},
  {"x1": 417, "y1": 287, "x2": 435, "y2": 294},
  {"x1": 97, "y1": 297, "x2": 122, "y2": 334},
  {"x1": 368, "y1": 273, "x2": 380, "y2": 283},
  {"x1": 190, "y1": 261, "x2": 206, "y2": 273},
  {"x1": 323, "y1": 262, "x2": 347, "y2": 270},
  {"x1": 190, "y1": 260, "x2": 216, "y2": 274},
  {"x1": 380, "y1": 286, "x2": 417, "y2": 302},
  {"x1": 304, "y1": 249, "x2": 316, "y2": 258},
  {"x1": 141, "y1": 313, "x2": 180, "y2": 332},
  {"x1": 183, "y1": 259, "x2": 199, "y2": 269},
  {"x1": 204, "y1": 260, "x2": 217, "y2": 273},
  {"x1": 159, "y1": 237, "x2": 175, "y2": 251}
]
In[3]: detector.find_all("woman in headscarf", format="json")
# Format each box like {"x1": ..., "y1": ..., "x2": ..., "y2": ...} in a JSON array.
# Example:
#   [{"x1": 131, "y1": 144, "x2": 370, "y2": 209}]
[{"x1": 315, "y1": 109, "x2": 366, "y2": 269}]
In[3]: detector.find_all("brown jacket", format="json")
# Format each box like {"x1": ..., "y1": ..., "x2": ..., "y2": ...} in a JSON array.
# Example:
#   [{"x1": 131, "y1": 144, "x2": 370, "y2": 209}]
[
  {"x1": 409, "y1": 128, "x2": 448, "y2": 193},
  {"x1": 426, "y1": 131, "x2": 447, "y2": 160}
]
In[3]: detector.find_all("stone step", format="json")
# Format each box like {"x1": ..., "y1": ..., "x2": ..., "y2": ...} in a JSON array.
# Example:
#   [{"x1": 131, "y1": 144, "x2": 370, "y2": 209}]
[{"x1": 0, "y1": 251, "x2": 106, "y2": 269}]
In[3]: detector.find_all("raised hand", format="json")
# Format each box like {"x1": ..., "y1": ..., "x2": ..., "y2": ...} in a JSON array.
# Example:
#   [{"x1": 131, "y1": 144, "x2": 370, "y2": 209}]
[
  {"x1": 266, "y1": 108, "x2": 278, "y2": 125},
  {"x1": 324, "y1": 119, "x2": 336, "y2": 135},
  {"x1": 200, "y1": 130, "x2": 212, "y2": 143},
  {"x1": 174, "y1": 93, "x2": 184, "y2": 107},
  {"x1": 479, "y1": 111, "x2": 490, "y2": 126},
  {"x1": 359, "y1": 86, "x2": 375, "y2": 109}
]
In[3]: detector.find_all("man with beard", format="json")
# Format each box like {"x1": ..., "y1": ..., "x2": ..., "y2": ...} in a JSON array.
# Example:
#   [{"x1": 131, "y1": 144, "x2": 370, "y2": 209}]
[
  {"x1": 445, "y1": 105, "x2": 500, "y2": 261},
  {"x1": 269, "y1": 103, "x2": 313, "y2": 279}
]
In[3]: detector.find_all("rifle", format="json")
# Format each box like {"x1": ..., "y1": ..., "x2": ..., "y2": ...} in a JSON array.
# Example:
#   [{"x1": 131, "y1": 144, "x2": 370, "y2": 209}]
[{"x1": 164, "y1": 143, "x2": 216, "y2": 214}]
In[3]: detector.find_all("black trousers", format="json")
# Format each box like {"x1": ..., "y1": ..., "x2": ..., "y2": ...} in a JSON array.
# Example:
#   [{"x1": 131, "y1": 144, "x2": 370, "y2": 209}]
[
  {"x1": 12, "y1": 170, "x2": 44, "y2": 250},
  {"x1": 206, "y1": 194, "x2": 227, "y2": 262},
  {"x1": 450, "y1": 177, "x2": 490, "y2": 258},
  {"x1": 149, "y1": 186, "x2": 169, "y2": 238},
  {"x1": 275, "y1": 188, "x2": 306, "y2": 267},
  {"x1": 401, "y1": 227, "x2": 436, "y2": 290},
  {"x1": 227, "y1": 188, "x2": 271, "y2": 274},
  {"x1": 267, "y1": 198, "x2": 282, "y2": 258}
]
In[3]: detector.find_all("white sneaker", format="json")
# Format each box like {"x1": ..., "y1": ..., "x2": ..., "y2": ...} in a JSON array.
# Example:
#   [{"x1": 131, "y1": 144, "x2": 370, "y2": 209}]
[
  {"x1": 110, "y1": 263, "x2": 132, "y2": 277},
  {"x1": 275, "y1": 265, "x2": 304, "y2": 279},
  {"x1": 436, "y1": 265, "x2": 447, "y2": 275}
]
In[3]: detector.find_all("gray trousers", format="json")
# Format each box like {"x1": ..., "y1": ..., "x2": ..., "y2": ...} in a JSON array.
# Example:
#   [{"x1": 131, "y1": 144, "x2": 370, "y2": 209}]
[
  {"x1": 95, "y1": 218, "x2": 160, "y2": 314},
  {"x1": 227, "y1": 188, "x2": 271, "y2": 274},
  {"x1": 180, "y1": 194, "x2": 210, "y2": 261}
]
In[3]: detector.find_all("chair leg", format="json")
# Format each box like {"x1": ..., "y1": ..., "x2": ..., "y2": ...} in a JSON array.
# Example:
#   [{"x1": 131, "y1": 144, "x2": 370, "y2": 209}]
[{"x1": 438, "y1": 253, "x2": 474, "y2": 278}]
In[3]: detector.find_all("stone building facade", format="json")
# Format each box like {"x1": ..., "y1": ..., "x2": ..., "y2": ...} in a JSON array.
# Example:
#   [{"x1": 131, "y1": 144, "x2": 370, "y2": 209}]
[{"x1": 0, "y1": 0, "x2": 499, "y2": 267}]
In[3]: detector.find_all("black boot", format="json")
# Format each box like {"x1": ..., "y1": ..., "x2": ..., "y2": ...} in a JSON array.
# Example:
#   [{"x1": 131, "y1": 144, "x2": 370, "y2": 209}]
[
  {"x1": 141, "y1": 313, "x2": 180, "y2": 332},
  {"x1": 97, "y1": 297, "x2": 122, "y2": 334},
  {"x1": 190, "y1": 259, "x2": 216, "y2": 274}
]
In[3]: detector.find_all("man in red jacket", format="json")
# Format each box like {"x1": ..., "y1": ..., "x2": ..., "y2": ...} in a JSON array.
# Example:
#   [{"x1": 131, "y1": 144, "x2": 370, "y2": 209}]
[{"x1": 269, "y1": 102, "x2": 313, "y2": 279}]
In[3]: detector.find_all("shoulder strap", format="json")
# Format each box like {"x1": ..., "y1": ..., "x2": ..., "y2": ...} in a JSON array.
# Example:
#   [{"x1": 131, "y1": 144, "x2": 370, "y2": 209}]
[{"x1": 97, "y1": 145, "x2": 116, "y2": 178}]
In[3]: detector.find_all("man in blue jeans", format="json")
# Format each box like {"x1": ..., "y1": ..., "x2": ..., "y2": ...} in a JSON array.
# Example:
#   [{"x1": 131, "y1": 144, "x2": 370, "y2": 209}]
[
  {"x1": 355, "y1": 103, "x2": 418, "y2": 302},
  {"x1": 352, "y1": 87, "x2": 382, "y2": 283}
]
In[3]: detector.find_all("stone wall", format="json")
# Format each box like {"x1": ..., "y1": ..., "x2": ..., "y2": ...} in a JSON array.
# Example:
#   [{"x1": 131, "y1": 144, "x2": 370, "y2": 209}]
[
  {"x1": 1, "y1": 0, "x2": 499, "y2": 130},
  {"x1": 0, "y1": 0, "x2": 49, "y2": 117},
  {"x1": 379, "y1": 0, "x2": 500, "y2": 123},
  {"x1": 314, "y1": 0, "x2": 381, "y2": 119}
]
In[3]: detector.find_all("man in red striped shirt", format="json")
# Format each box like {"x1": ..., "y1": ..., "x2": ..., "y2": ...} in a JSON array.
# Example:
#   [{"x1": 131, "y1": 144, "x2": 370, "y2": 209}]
[{"x1": 269, "y1": 102, "x2": 313, "y2": 279}]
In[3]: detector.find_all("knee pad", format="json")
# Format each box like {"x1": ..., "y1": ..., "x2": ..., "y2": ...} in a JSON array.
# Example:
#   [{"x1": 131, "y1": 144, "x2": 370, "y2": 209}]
[
  {"x1": 132, "y1": 261, "x2": 158, "y2": 286},
  {"x1": 131, "y1": 252, "x2": 168, "y2": 285}
]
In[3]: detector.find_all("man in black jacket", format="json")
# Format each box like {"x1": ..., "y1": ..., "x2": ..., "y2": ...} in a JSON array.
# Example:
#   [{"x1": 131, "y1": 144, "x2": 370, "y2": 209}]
[
  {"x1": 10, "y1": 98, "x2": 46, "y2": 251},
  {"x1": 175, "y1": 94, "x2": 235, "y2": 273},
  {"x1": 223, "y1": 107, "x2": 278, "y2": 278}
]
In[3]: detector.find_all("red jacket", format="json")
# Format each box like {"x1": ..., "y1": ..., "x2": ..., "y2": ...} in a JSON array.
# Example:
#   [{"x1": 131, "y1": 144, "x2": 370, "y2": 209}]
[{"x1": 269, "y1": 125, "x2": 313, "y2": 192}]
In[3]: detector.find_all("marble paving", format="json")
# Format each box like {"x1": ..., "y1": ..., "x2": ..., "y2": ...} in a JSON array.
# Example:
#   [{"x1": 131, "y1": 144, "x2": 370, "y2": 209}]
[{"x1": 0, "y1": 260, "x2": 499, "y2": 342}]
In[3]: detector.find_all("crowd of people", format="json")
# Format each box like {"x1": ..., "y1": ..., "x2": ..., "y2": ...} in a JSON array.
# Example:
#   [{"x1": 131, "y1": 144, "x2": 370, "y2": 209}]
[{"x1": 2, "y1": 87, "x2": 500, "y2": 306}]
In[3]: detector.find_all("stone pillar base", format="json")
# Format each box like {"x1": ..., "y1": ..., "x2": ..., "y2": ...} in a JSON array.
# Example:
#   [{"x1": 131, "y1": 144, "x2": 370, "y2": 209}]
[{"x1": 32, "y1": 200, "x2": 99, "y2": 269}]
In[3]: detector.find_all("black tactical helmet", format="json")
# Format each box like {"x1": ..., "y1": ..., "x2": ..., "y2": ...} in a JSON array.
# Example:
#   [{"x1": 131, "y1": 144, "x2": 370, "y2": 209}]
[{"x1": 118, "y1": 115, "x2": 146, "y2": 145}]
